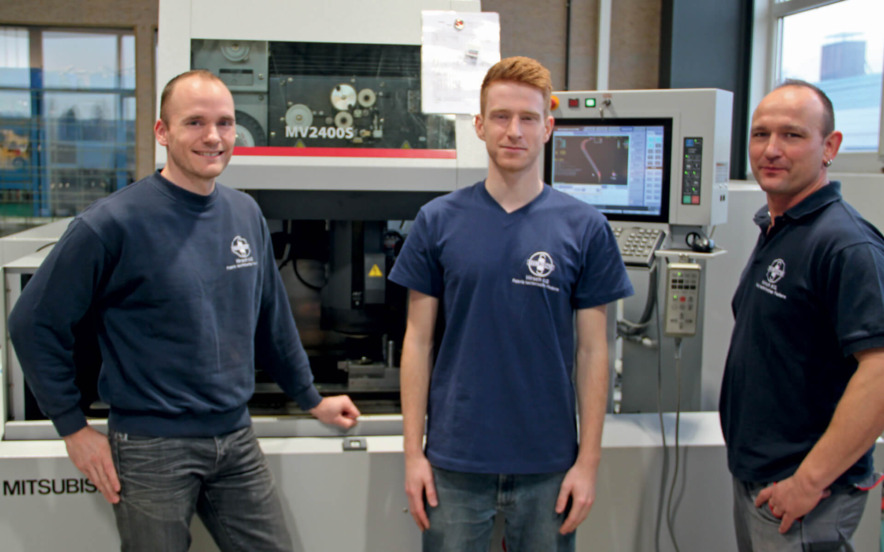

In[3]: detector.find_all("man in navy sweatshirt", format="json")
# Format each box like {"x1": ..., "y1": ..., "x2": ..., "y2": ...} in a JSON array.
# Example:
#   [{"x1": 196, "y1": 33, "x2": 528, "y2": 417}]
[{"x1": 8, "y1": 69, "x2": 360, "y2": 551}]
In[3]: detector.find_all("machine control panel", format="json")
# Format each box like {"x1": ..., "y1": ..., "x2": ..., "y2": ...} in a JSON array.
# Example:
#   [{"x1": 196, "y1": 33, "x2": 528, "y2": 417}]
[
  {"x1": 663, "y1": 262, "x2": 701, "y2": 336},
  {"x1": 682, "y1": 137, "x2": 703, "y2": 205},
  {"x1": 611, "y1": 225, "x2": 666, "y2": 268}
]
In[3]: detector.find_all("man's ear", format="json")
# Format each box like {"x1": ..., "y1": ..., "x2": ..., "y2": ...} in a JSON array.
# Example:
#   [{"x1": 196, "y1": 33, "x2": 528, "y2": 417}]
[
  {"x1": 544, "y1": 115, "x2": 555, "y2": 143},
  {"x1": 155, "y1": 118, "x2": 169, "y2": 147},
  {"x1": 474, "y1": 113, "x2": 486, "y2": 142},
  {"x1": 823, "y1": 130, "x2": 843, "y2": 165}
]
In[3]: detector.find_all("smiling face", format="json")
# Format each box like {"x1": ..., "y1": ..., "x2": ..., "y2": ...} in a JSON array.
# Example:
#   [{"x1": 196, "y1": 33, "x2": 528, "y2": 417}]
[
  {"x1": 475, "y1": 80, "x2": 553, "y2": 179},
  {"x1": 154, "y1": 74, "x2": 236, "y2": 195},
  {"x1": 748, "y1": 85, "x2": 842, "y2": 213}
]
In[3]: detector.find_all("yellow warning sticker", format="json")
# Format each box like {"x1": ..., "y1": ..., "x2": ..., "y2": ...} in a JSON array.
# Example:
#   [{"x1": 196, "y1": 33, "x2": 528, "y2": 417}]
[{"x1": 368, "y1": 264, "x2": 384, "y2": 277}]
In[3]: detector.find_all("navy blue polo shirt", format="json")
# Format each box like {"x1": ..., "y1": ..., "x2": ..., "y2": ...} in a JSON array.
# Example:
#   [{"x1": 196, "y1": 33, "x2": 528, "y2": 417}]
[{"x1": 719, "y1": 182, "x2": 884, "y2": 484}]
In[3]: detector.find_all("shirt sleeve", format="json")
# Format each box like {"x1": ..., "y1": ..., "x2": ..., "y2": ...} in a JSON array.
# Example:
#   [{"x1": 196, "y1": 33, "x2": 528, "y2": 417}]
[
  {"x1": 388, "y1": 208, "x2": 443, "y2": 298},
  {"x1": 828, "y1": 242, "x2": 884, "y2": 356},
  {"x1": 7, "y1": 218, "x2": 108, "y2": 436},
  {"x1": 573, "y1": 216, "x2": 635, "y2": 309},
  {"x1": 252, "y1": 217, "x2": 322, "y2": 411}
]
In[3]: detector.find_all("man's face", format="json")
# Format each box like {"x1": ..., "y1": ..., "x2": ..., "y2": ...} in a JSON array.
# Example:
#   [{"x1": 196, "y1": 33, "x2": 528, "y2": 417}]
[
  {"x1": 475, "y1": 81, "x2": 553, "y2": 176},
  {"x1": 155, "y1": 76, "x2": 236, "y2": 192},
  {"x1": 748, "y1": 86, "x2": 840, "y2": 202}
]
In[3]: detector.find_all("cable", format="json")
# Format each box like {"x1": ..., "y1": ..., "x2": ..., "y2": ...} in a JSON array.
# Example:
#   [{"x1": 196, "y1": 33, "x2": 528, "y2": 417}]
[
  {"x1": 291, "y1": 259, "x2": 324, "y2": 292},
  {"x1": 654, "y1": 279, "x2": 668, "y2": 552},
  {"x1": 654, "y1": 260, "x2": 682, "y2": 552},
  {"x1": 276, "y1": 219, "x2": 326, "y2": 291},
  {"x1": 685, "y1": 231, "x2": 714, "y2": 253},
  {"x1": 666, "y1": 337, "x2": 683, "y2": 552},
  {"x1": 618, "y1": 263, "x2": 659, "y2": 337},
  {"x1": 276, "y1": 220, "x2": 292, "y2": 270}
]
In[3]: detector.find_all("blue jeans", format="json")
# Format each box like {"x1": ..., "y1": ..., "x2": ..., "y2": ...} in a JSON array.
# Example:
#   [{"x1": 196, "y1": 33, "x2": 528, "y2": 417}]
[
  {"x1": 732, "y1": 477, "x2": 869, "y2": 552},
  {"x1": 424, "y1": 466, "x2": 575, "y2": 552},
  {"x1": 110, "y1": 426, "x2": 292, "y2": 552}
]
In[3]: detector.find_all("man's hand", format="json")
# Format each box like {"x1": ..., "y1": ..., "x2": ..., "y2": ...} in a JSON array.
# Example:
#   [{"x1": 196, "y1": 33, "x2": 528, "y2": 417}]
[
  {"x1": 754, "y1": 476, "x2": 831, "y2": 533},
  {"x1": 404, "y1": 453, "x2": 437, "y2": 531},
  {"x1": 63, "y1": 425, "x2": 120, "y2": 504},
  {"x1": 309, "y1": 395, "x2": 360, "y2": 429},
  {"x1": 556, "y1": 461, "x2": 597, "y2": 534}
]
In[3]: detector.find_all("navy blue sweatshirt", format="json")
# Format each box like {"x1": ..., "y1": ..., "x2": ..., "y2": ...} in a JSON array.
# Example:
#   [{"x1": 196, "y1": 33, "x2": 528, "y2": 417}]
[{"x1": 8, "y1": 172, "x2": 322, "y2": 437}]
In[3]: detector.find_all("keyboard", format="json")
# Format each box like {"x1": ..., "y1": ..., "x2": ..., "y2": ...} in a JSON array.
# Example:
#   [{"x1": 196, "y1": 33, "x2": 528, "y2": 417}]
[{"x1": 611, "y1": 225, "x2": 666, "y2": 267}]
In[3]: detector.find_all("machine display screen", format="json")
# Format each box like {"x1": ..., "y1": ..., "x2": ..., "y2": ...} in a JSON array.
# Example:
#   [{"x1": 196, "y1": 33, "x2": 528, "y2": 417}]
[{"x1": 544, "y1": 117, "x2": 672, "y2": 223}]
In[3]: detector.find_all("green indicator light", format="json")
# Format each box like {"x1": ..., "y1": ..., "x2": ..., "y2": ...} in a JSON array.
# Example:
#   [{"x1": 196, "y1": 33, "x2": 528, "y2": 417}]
[{"x1": 585, "y1": 98, "x2": 597, "y2": 108}]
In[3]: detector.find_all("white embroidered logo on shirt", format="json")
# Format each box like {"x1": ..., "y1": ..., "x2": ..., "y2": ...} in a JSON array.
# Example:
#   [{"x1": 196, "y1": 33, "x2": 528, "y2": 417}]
[
  {"x1": 527, "y1": 251, "x2": 556, "y2": 277},
  {"x1": 755, "y1": 258, "x2": 787, "y2": 300},
  {"x1": 231, "y1": 236, "x2": 251, "y2": 259},
  {"x1": 226, "y1": 235, "x2": 257, "y2": 270},
  {"x1": 766, "y1": 258, "x2": 785, "y2": 283},
  {"x1": 512, "y1": 251, "x2": 560, "y2": 292}
]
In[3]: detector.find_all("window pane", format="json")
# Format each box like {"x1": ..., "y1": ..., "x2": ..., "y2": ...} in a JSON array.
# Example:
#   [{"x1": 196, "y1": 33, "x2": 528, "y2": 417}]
[
  {"x1": 121, "y1": 35, "x2": 135, "y2": 90},
  {"x1": 780, "y1": 0, "x2": 883, "y2": 151},
  {"x1": 0, "y1": 27, "x2": 30, "y2": 87},
  {"x1": 0, "y1": 29, "x2": 136, "y2": 221},
  {"x1": 43, "y1": 31, "x2": 119, "y2": 89},
  {"x1": 43, "y1": 92, "x2": 134, "y2": 215},
  {"x1": 0, "y1": 91, "x2": 31, "y2": 118}
]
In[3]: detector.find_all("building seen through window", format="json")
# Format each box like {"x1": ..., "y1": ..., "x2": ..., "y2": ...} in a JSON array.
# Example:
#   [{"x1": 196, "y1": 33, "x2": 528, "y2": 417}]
[
  {"x1": 777, "y1": 0, "x2": 883, "y2": 152},
  {"x1": 0, "y1": 27, "x2": 135, "y2": 229}
]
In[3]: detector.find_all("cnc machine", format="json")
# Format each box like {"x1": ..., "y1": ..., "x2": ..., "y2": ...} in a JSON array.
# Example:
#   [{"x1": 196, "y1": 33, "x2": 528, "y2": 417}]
[{"x1": 1, "y1": 2, "x2": 880, "y2": 550}]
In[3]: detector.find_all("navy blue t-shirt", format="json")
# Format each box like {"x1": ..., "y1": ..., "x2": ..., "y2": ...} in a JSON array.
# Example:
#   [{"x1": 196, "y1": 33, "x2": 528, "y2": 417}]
[
  {"x1": 720, "y1": 182, "x2": 884, "y2": 484},
  {"x1": 390, "y1": 181, "x2": 634, "y2": 474}
]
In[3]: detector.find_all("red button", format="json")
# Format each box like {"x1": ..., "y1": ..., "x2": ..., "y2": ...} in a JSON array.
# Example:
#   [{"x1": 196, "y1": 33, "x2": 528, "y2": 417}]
[{"x1": 568, "y1": 98, "x2": 579, "y2": 108}]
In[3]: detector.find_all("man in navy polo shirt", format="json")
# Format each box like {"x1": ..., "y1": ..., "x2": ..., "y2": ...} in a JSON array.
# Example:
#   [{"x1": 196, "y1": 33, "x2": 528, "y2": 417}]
[
  {"x1": 390, "y1": 56, "x2": 633, "y2": 551},
  {"x1": 719, "y1": 79, "x2": 884, "y2": 551}
]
